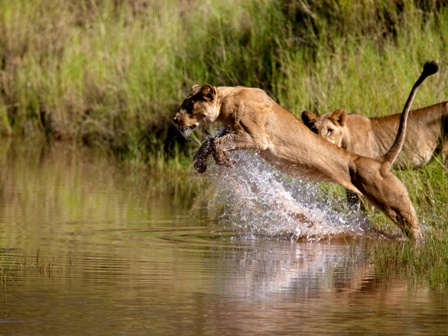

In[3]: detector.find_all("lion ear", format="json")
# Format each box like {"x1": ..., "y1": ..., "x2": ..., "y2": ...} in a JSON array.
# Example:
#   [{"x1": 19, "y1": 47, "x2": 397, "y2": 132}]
[
  {"x1": 330, "y1": 109, "x2": 347, "y2": 126},
  {"x1": 190, "y1": 84, "x2": 201, "y2": 94},
  {"x1": 199, "y1": 84, "x2": 217, "y2": 102},
  {"x1": 301, "y1": 111, "x2": 318, "y2": 128}
]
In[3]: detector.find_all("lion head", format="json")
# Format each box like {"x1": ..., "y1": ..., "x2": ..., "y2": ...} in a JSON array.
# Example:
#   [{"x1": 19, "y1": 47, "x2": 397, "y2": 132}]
[
  {"x1": 173, "y1": 84, "x2": 219, "y2": 139},
  {"x1": 301, "y1": 109, "x2": 347, "y2": 146}
]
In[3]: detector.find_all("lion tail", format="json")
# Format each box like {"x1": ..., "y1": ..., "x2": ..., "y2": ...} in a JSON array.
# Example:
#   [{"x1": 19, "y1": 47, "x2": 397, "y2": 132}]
[{"x1": 383, "y1": 61, "x2": 439, "y2": 165}]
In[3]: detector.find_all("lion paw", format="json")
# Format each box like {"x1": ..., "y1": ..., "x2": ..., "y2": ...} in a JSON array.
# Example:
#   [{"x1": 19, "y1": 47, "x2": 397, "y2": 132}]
[
  {"x1": 193, "y1": 139, "x2": 213, "y2": 173},
  {"x1": 212, "y1": 151, "x2": 235, "y2": 167},
  {"x1": 223, "y1": 157, "x2": 236, "y2": 167},
  {"x1": 194, "y1": 159, "x2": 208, "y2": 173}
]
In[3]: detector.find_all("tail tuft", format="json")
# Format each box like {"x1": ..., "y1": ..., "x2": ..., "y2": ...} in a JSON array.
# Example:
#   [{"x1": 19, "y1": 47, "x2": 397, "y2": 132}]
[{"x1": 422, "y1": 60, "x2": 439, "y2": 77}]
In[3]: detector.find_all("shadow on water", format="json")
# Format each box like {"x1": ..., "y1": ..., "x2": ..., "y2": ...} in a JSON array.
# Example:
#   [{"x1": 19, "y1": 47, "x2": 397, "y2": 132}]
[{"x1": 1, "y1": 139, "x2": 447, "y2": 335}]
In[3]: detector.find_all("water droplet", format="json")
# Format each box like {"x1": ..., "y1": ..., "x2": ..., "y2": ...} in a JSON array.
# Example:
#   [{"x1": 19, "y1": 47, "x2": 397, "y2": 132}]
[{"x1": 205, "y1": 152, "x2": 370, "y2": 240}]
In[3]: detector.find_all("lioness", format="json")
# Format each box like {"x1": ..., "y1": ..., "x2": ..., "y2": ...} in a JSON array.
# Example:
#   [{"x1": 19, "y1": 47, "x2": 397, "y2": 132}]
[
  {"x1": 302, "y1": 99, "x2": 447, "y2": 210},
  {"x1": 301, "y1": 103, "x2": 448, "y2": 169},
  {"x1": 173, "y1": 61, "x2": 438, "y2": 240}
]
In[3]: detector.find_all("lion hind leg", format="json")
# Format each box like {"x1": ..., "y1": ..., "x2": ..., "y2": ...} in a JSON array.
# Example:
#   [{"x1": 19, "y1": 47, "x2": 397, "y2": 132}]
[
  {"x1": 346, "y1": 190, "x2": 374, "y2": 212},
  {"x1": 379, "y1": 204, "x2": 422, "y2": 240},
  {"x1": 362, "y1": 180, "x2": 421, "y2": 240},
  {"x1": 440, "y1": 140, "x2": 448, "y2": 164}
]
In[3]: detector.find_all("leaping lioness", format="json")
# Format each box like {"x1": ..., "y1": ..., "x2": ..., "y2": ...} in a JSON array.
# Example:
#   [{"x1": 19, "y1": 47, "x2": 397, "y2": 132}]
[{"x1": 173, "y1": 61, "x2": 438, "y2": 240}]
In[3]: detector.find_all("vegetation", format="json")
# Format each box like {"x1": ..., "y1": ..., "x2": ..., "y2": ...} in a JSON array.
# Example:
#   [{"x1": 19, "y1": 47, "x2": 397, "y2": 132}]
[
  {"x1": 0, "y1": 0, "x2": 447, "y2": 286},
  {"x1": 369, "y1": 234, "x2": 448, "y2": 291},
  {"x1": 1, "y1": 1, "x2": 447, "y2": 162},
  {"x1": 1, "y1": 250, "x2": 72, "y2": 287}
]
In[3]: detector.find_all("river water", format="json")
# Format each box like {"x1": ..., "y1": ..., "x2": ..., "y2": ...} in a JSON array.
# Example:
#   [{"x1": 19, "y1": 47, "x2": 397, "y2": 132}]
[{"x1": 1, "y1": 140, "x2": 447, "y2": 335}]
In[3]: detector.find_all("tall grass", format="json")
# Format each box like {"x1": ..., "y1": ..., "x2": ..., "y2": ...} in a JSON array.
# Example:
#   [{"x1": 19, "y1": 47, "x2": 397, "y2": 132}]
[
  {"x1": 1, "y1": 251, "x2": 71, "y2": 287},
  {"x1": 1, "y1": 1, "x2": 447, "y2": 159},
  {"x1": 370, "y1": 233, "x2": 448, "y2": 291}
]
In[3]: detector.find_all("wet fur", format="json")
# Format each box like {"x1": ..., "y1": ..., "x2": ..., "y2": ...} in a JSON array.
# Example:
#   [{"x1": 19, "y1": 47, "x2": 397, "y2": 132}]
[{"x1": 173, "y1": 63, "x2": 438, "y2": 240}]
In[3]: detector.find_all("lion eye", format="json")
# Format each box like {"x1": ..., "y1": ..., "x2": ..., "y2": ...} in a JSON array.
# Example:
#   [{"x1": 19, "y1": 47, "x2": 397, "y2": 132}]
[
  {"x1": 326, "y1": 128, "x2": 333, "y2": 135},
  {"x1": 182, "y1": 102, "x2": 194, "y2": 114},
  {"x1": 187, "y1": 101, "x2": 195, "y2": 112}
]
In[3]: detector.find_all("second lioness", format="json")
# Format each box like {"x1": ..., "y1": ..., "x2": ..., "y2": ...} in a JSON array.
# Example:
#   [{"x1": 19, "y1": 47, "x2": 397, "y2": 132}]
[{"x1": 302, "y1": 102, "x2": 448, "y2": 169}]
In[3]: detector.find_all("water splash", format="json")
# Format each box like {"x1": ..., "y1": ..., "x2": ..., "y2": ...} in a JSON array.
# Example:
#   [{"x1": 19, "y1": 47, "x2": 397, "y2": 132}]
[{"x1": 204, "y1": 152, "x2": 372, "y2": 241}]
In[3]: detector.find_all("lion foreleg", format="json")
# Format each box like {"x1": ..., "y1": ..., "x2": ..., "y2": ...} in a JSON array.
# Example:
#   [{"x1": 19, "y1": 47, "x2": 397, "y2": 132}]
[
  {"x1": 194, "y1": 129, "x2": 269, "y2": 172},
  {"x1": 211, "y1": 133, "x2": 237, "y2": 167},
  {"x1": 193, "y1": 138, "x2": 214, "y2": 173},
  {"x1": 193, "y1": 128, "x2": 230, "y2": 173},
  {"x1": 211, "y1": 132, "x2": 265, "y2": 166}
]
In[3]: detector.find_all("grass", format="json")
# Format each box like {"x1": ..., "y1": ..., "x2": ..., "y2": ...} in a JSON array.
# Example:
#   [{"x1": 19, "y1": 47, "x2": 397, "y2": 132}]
[
  {"x1": 0, "y1": 0, "x2": 447, "y2": 286},
  {"x1": 372, "y1": 159, "x2": 448, "y2": 291},
  {"x1": 0, "y1": 250, "x2": 72, "y2": 287},
  {"x1": 1, "y1": 1, "x2": 447, "y2": 160},
  {"x1": 369, "y1": 234, "x2": 448, "y2": 291}
]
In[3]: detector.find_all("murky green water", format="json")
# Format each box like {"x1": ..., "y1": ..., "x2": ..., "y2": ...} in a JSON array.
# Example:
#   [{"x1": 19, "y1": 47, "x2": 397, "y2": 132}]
[{"x1": 1, "y1": 140, "x2": 447, "y2": 335}]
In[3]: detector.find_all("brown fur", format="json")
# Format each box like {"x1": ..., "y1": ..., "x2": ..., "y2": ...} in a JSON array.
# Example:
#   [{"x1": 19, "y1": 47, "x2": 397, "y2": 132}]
[
  {"x1": 302, "y1": 102, "x2": 447, "y2": 210},
  {"x1": 173, "y1": 64, "x2": 437, "y2": 240},
  {"x1": 302, "y1": 102, "x2": 448, "y2": 169}
]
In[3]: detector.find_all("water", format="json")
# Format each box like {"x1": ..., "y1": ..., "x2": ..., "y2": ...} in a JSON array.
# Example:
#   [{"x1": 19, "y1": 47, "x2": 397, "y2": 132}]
[
  {"x1": 203, "y1": 151, "x2": 372, "y2": 240},
  {"x1": 1, "y1": 140, "x2": 447, "y2": 335}
]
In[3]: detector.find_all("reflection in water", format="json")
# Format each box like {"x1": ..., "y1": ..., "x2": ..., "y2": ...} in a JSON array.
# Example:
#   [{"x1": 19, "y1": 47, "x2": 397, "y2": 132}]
[
  {"x1": 216, "y1": 241, "x2": 369, "y2": 299},
  {"x1": 0, "y1": 140, "x2": 447, "y2": 335}
]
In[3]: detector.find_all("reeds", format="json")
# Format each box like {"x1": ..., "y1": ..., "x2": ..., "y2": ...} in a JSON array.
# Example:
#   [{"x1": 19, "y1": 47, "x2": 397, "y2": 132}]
[
  {"x1": 1, "y1": 1, "x2": 446, "y2": 161},
  {"x1": 1, "y1": 250, "x2": 72, "y2": 287},
  {"x1": 370, "y1": 234, "x2": 448, "y2": 290}
]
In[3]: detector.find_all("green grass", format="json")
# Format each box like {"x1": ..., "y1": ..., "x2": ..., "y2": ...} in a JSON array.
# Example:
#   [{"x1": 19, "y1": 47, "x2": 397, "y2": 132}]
[
  {"x1": 369, "y1": 234, "x2": 448, "y2": 291},
  {"x1": 1, "y1": 0, "x2": 447, "y2": 160}
]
